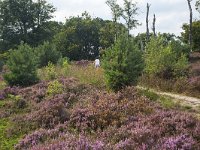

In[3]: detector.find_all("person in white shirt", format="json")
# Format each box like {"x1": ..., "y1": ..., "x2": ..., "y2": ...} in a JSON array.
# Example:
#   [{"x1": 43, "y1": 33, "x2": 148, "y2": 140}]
[{"x1": 95, "y1": 58, "x2": 100, "y2": 68}]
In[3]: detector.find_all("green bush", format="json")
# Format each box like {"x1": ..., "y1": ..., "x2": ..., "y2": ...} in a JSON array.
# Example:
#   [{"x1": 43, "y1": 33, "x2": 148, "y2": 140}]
[
  {"x1": 44, "y1": 62, "x2": 57, "y2": 80},
  {"x1": 4, "y1": 44, "x2": 38, "y2": 86},
  {"x1": 102, "y1": 35, "x2": 144, "y2": 91},
  {"x1": 144, "y1": 36, "x2": 189, "y2": 79},
  {"x1": 57, "y1": 57, "x2": 70, "y2": 76},
  {"x1": 35, "y1": 42, "x2": 61, "y2": 68},
  {"x1": 46, "y1": 80, "x2": 63, "y2": 96}
]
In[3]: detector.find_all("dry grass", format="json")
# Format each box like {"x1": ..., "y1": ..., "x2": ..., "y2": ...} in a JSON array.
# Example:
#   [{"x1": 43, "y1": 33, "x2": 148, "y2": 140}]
[{"x1": 37, "y1": 64, "x2": 105, "y2": 89}]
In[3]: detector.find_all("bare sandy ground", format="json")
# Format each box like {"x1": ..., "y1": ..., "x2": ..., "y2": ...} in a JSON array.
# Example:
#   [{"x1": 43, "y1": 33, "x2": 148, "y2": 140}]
[{"x1": 137, "y1": 86, "x2": 200, "y2": 108}]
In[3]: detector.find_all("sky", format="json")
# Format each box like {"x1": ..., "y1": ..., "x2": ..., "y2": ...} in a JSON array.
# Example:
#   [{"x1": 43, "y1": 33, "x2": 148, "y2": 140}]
[{"x1": 47, "y1": 0, "x2": 199, "y2": 36}]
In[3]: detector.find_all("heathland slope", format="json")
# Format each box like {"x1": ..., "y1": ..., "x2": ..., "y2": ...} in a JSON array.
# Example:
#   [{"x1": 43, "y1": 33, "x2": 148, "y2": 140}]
[{"x1": 0, "y1": 76, "x2": 200, "y2": 150}]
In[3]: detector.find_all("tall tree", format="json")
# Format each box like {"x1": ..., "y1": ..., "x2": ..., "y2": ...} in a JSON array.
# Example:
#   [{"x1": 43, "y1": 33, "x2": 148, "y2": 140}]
[
  {"x1": 0, "y1": 0, "x2": 55, "y2": 51},
  {"x1": 146, "y1": 3, "x2": 150, "y2": 42},
  {"x1": 53, "y1": 14, "x2": 126, "y2": 60},
  {"x1": 106, "y1": 0, "x2": 122, "y2": 41},
  {"x1": 106, "y1": 0, "x2": 122, "y2": 23},
  {"x1": 187, "y1": 0, "x2": 193, "y2": 51},
  {"x1": 54, "y1": 15, "x2": 100, "y2": 60},
  {"x1": 122, "y1": 0, "x2": 139, "y2": 36},
  {"x1": 195, "y1": 0, "x2": 200, "y2": 13},
  {"x1": 182, "y1": 21, "x2": 200, "y2": 51}
]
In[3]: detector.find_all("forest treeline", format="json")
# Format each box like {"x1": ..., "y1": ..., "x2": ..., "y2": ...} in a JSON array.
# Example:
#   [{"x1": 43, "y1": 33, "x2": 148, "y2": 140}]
[{"x1": 0, "y1": 0, "x2": 200, "y2": 92}]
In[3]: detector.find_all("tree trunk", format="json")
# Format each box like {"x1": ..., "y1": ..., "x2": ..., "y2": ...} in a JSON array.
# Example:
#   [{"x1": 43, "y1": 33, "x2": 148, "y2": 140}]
[
  {"x1": 187, "y1": 0, "x2": 193, "y2": 51},
  {"x1": 152, "y1": 14, "x2": 156, "y2": 37},
  {"x1": 146, "y1": 3, "x2": 150, "y2": 42}
]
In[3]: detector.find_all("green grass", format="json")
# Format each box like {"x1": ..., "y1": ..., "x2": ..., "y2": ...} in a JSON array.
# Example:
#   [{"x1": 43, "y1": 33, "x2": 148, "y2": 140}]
[
  {"x1": 139, "y1": 89, "x2": 181, "y2": 109},
  {"x1": 158, "y1": 96, "x2": 179, "y2": 109},
  {"x1": 138, "y1": 89, "x2": 159, "y2": 101},
  {"x1": 0, "y1": 118, "x2": 22, "y2": 150}
]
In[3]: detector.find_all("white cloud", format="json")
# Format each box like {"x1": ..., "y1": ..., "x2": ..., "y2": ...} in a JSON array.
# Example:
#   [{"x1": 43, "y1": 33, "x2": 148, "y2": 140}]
[{"x1": 47, "y1": 0, "x2": 199, "y2": 36}]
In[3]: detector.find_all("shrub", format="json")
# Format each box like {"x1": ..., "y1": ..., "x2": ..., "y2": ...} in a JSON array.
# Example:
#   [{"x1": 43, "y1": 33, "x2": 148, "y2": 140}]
[
  {"x1": 69, "y1": 87, "x2": 153, "y2": 132},
  {"x1": 35, "y1": 42, "x2": 61, "y2": 68},
  {"x1": 46, "y1": 80, "x2": 63, "y2": 96},
  {"x1": 103, "y1": 35, "x2": 144, "y2": 91},
  {"x1": 144, "y1": 36, "x2": 189, "y2": 79},
  {"x1": 58, "y1": 57, "x2": 70, "y2": 76},
  {"x1": 3, "y1": 44, "x2": 38, "y2": 86},
  {"x1": 44, "y1": 62, "x2": 57, "y2": 80}
]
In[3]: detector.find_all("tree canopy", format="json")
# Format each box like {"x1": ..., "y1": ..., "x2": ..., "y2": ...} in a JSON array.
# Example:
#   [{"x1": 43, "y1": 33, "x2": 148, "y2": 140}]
[
  {"x1": 0, "y1": 0, "x2": 56, "y2": 51},
  {"x1": 53, "y1": 13, "x2": 126, "y2": 60},
  {"x1": 182, "y1": 21, "x2": 200, "y2": 51}
]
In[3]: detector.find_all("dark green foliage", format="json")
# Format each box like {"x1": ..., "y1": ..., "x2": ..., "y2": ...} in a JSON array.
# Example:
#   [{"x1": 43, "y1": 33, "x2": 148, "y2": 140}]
[
  {"x1": 0, "y1": 0, "x2": 56, "y2": 50},
  {"x1": 29, "y1": 21, "x2": 64, "y2": 47},
  {"x1": 0, "y1": 52, "x2": 8, "y2": 71},
  {"x1": 99, "y1": 21, "x2": 125, "y2": 50},
  {"x1": 53, "y1": 14, "x2": 126, "y2": 61},
  {"x1": 182, "y1": 21, "x2": 200, "y2": 51},
  {"x1": 103, "y1": 35, "x2": 144, "y2": 91},
  {"x1": 35, "y1": 42, "x2": 61, "y2": 67},
  {"x1": 54, "y1": 15, "x2": 100, "y2": 60},
  {"x1": 4, "y1": 44, "x2": 38, "y2": 86}
]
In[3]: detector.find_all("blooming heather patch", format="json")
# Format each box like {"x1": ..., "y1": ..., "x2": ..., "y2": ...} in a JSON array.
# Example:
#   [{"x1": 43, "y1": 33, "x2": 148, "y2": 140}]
[
  {"x1": 0, "y1": 77, "x2": 199, "y2": 149},
  {"x1": 30, "y1": 135, "x2": 105, "y2": 150},
  {"x1": 69, "y1": 87, "x2": 153, "y2": 132},
  {"x1": 98, "y1": 110, "x2": 200, "y2": 149}
]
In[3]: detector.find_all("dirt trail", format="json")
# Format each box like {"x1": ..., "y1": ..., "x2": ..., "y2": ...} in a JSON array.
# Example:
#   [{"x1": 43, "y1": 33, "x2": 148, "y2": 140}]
[{"x1": 137, "y1": 86, "x2": 200, "y2": 108}]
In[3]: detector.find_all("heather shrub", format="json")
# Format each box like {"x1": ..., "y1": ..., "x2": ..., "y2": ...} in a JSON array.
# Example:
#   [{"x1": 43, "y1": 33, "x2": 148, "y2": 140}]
[
  {"x1": 10, "y1": 79, "x2": 200, "y2": 149},
  {"x1": 69, "y1": 88, "x2": 153, "y2": 132},
  {"x1": 15, "y1": 128, "x2": 61, "y2": 150},
  {"x1": 35, "y1": 42, "x2": 61, "y2": 68},
  {"x1": 0, "y1": 86, "x2": 20, "y2": 100},
  {"x1": 27, "y1": 134, "x2": 105, "y2": 150},
  {"x1": 46, "y1": 80, "x2": 63, "y2": 96},
  {"x1": 8, "y1": 94, "x2": 27, "y2": 109},
  {"x1": 14, "y1": 98, "x2": 27, "y2": 109},
  {"x1": 159, "y1": 134, "x2": 196, "y2": 150},
  {"x1": 4, "y1": 43, "x2": 39, "y2": 86},
  {"x1": 19, "y1": 82, "x2": 47, "y2": 103},
  {"x1": 99, "y1": 110, "x2": 200, "y2": 149},
  {"x1": 103, "y1": 35, "x2": 144, "y2": 91},
  {"x1": 21, "y1": 97, "x2": 68, "y2": 129}
]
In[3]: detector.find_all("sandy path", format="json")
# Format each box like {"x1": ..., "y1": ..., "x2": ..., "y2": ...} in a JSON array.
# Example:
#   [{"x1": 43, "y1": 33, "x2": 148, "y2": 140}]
[{"x1": 137, "y1": 86, "x2": 200, "y2": 107}]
